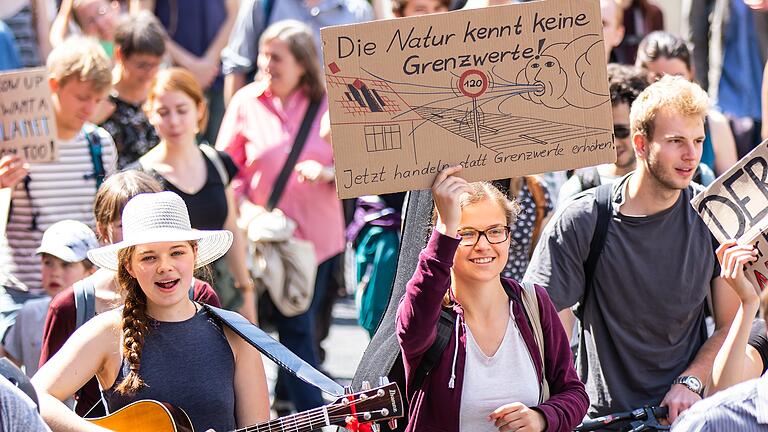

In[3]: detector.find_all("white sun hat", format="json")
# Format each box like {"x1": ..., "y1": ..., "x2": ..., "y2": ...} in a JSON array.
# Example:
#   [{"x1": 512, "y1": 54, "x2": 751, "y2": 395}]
[{"x1": 87, "y1": 191, "x2": 233, "y2": 271}]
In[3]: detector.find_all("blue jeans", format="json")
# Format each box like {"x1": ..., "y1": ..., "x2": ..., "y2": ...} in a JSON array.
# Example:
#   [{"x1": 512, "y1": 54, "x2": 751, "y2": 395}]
[{"x1": 274, "y1": 257, "x2": 335, "y2": 411}]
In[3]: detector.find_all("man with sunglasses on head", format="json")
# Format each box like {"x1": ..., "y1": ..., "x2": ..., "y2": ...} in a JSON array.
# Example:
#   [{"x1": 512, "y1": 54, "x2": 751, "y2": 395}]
[{"x1": 525, "y1": 76, "x2": 739, "y2": 427}]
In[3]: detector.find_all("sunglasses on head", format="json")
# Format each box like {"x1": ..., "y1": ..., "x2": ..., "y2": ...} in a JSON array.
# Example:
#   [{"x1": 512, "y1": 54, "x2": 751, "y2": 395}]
[{"x1": 614, "y1": 125, "x2": 631, "y2": 139}]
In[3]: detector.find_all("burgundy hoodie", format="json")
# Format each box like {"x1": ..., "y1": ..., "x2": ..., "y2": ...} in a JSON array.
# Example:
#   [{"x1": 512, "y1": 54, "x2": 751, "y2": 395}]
[{"x1": 397, "y1": 231, "x2": 588, "y2": 432}]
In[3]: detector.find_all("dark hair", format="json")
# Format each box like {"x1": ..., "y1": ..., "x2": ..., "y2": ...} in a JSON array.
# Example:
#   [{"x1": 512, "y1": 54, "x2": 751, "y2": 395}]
[
  {"x1": 635, "y1": 31, "x2": 692, "y2": 72},
  {"x1": 607, "y1": 63, "x2": 649, "y2": 107},
  {"x1": 114, "y1": 11, "x2": 166, "y2": 58}
]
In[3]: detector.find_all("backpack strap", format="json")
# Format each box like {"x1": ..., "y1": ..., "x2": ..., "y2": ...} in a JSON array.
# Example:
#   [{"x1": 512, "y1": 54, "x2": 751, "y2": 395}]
[
  {"x1": 520, "y1": 282, "x2": 550, "y2": 403},
  {"x1": 409, "y1": 308, "x2": 455, "y2": 400},
  {"x1": 188, "y1": 279, "x2": 196, "y2": 300},
  {"x1": 73, "y1": 279, "x2": 96, "y2": 330},
  {"x1": 576, "y1": 183, "x2": 613, "y2": 321},
  {"x1": 83, "y1": 125, "x2": 105, "y2": 190},
  {"x1": 199, "y1": 143, "x2": 230, "y2": 185},
  {"x1": 524, "y1": 176, "x2": 548, "y2": 258}
]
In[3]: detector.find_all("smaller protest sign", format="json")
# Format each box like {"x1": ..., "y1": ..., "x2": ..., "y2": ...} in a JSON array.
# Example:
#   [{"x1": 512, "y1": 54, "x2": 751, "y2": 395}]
[
  {"x1": 691, "y1": 139, "x2": 768, "y2": 291},
  {"x1": 0, "y1": 68, "x2": 58, "y2": 163}
]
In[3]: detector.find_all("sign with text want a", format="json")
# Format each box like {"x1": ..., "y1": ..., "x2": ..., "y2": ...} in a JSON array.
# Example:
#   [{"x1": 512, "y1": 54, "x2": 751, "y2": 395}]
[
  {"x1": 321, "y1": 0, "x2": 615, "y2": 198},
  {"x1": 0, "y1": 68, "x2": 58, "y2": 162},
  {"x1": 691, "y1": 139, "x2": 768, "y2": 291}
]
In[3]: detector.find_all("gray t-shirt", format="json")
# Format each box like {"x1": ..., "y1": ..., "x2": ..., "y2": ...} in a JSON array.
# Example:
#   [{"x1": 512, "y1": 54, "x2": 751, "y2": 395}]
[
  {"x1": 0, "y1": 376, "x2": 50, "y2": 432},
  {"x1": 524, "y1": 173, "x2": 718, "y2": 417}
]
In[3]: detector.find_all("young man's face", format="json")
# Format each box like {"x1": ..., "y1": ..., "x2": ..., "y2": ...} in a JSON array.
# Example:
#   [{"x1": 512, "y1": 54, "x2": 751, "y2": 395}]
[
  {"x1": 600, "y1": 0, "x2": 624, "y2": 60},
  {"x1": 397, "y1": 0, "x2": 448, "y2": 17},
  {"x1": 74, "y1": 0, "x2": 119, "y2": 42},
  {"x1": 637, "y1": 110, "x2": 704, "y2": 191},
  {"x1": 41, "y1": 254, "x2": 91, "y2": 296},
  {"x1": 50, "y1": 78, "x2": 108, "y2": 135},
  {"x1": 612, "y1": 102, "x2": 635, "y2": 169}
]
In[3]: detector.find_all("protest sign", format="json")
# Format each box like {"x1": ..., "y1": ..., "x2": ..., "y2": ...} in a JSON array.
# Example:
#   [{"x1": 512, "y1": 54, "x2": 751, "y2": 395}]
[
  {"x1": 691, "y1": 139, "x2": 768, "y2": 291},
  {"x1": 321, "y1": 0, "x2": 615, "y2": 198},
  {"x1": 0, "y1": 68, "x2": 58, "y2": 163}
]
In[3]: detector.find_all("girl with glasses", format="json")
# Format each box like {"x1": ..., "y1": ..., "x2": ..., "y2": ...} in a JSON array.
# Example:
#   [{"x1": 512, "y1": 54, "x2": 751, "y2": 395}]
[{"x1": 396, "y1": 166, "x2": 588, "y2": 432}]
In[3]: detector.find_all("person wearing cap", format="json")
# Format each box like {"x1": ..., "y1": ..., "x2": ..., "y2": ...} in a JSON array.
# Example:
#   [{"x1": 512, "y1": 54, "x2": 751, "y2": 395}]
[
  {"x1": 32, "y1": 191, "x2": 269, "y2": 432},
  {"x1": 2, "y1": 220, "x2": 98, "y2": 378}
]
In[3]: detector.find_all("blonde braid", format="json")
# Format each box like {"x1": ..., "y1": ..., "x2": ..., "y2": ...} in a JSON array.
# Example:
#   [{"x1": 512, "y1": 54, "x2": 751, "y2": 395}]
[{"x1": 114, "y1": 247, "x2": 150, "y2": 395}]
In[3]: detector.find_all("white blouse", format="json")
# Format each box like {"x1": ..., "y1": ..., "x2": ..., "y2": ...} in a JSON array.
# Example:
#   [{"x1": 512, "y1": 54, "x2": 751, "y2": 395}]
[{"x1": 459, "y1": 302, "x2": 540, "y2": 432}]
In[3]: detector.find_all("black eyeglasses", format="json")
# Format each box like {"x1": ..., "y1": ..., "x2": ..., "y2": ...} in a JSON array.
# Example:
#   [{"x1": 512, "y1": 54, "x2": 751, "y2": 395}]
[
  {"x1": 457, "y1": 226, "x2": 511, "y2": 246},
  {"x1": 614, "y1": 125, "x2": 631, "y2": 139}
]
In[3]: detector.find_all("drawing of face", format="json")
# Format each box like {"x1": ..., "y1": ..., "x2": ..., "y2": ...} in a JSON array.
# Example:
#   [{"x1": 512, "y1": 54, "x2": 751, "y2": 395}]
[{"x1": 524, "y1": 55, "x2": 567, "y2": 106}]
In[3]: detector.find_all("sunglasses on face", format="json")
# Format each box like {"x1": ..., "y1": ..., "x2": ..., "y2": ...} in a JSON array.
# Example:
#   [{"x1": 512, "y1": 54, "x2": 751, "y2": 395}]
[{"x1": 614, "y1": 125, "x2": 631, "y2": 139}]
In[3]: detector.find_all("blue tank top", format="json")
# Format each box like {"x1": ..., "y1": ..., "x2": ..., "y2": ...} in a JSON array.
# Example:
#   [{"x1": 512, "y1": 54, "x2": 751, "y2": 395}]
[{"x1": 102, "y1": 307, "x2": 236, "y2": 431}]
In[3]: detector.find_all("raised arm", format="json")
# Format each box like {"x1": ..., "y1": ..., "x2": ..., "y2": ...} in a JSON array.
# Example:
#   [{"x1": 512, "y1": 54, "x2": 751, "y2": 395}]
[{"x1": 710, "y1": 241, "x2": 763, "y2": 393}]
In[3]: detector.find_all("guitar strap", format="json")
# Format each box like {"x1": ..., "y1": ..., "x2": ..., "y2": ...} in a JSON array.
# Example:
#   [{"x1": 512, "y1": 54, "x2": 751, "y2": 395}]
[{"x1": 202, "y1": 304, "x2": 344, "y2": 396}]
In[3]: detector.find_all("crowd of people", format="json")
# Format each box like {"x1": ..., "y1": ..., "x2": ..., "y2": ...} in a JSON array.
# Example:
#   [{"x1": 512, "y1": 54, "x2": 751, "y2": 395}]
[{"x1": 0, "y1": 0, "x2": 767, "y2": 431}]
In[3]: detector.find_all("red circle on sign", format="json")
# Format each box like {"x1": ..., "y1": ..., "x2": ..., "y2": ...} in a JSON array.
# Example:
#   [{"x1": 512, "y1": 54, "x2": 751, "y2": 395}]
[{"x1": 458, "y1": 69, "x2": 488, "y2": 98}]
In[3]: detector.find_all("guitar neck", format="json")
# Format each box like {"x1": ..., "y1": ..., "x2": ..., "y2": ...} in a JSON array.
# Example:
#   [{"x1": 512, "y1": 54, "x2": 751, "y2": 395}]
[{"x1": 232, "y1": 406, "x2": 334, "y2": 432}]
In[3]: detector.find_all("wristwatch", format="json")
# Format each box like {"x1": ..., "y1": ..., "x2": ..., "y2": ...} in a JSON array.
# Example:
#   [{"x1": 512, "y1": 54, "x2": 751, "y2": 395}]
[{"x1": 673, "y1": 375, "x2": 704, "y2": 396}]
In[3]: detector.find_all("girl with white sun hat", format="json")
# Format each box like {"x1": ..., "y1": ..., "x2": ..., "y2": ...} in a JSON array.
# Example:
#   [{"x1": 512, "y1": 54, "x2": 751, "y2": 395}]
[{"x1": 32, "y1": 191, "x2": 270, "y2": 432}]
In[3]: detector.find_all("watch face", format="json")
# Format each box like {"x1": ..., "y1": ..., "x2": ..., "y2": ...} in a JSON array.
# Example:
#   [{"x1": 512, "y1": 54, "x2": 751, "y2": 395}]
[{"x1": 685, "y1": 376, "x2": 702, "y2": 392}]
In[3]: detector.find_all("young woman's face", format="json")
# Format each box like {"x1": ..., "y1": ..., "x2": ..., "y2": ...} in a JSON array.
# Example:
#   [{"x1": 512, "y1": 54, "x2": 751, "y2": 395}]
[
  {"x1": 126, "y1": 241, "x2": 196, "y2": 308},
  {"x1": 452, "y1": 198, "x2": 510, "y2": 284},
  {"x1": 147, "y1": 90, "x2": 201, "y2": 144},
  {"x1": 258, "y1": 39, "x2": 305, "y2": 100}
]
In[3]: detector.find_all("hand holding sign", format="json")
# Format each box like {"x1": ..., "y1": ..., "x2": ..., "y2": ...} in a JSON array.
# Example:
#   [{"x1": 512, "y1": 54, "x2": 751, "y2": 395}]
[
  {"x1": 716, "y1": 241, "x2": 760, "y2": 304},
  {"x1": 432, "y1": 165, "x2": 469, "y2": 236},
  {"x1": 0, "y1": 155, "x2": 28, "y2": 189}
]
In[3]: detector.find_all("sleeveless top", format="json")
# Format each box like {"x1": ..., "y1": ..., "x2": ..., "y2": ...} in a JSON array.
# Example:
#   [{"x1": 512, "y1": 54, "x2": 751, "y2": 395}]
[{"x1": 102, "y1": 307, "x2": 236, "y2": 432}]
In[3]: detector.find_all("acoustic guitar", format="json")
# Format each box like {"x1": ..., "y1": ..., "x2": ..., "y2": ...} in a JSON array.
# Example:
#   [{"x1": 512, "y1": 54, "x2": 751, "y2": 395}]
[{"x1": 87, "y1": 381, "x2": 403, "y2": 432}]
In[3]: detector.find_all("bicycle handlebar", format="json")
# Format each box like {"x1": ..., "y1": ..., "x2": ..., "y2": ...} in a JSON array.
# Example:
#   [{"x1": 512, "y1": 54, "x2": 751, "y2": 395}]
[{"x1": 575, "y1": 406, "x2": 669, "y2": 431}]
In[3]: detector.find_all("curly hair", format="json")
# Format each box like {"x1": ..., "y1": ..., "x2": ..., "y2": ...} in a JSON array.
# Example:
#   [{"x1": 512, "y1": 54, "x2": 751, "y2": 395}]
[
  {"x1": 114, "y1": 246, "x2": 149, "y2": 395},
  {"x1": 607, "y1": 63, "x2": 649, "y2": 108}
]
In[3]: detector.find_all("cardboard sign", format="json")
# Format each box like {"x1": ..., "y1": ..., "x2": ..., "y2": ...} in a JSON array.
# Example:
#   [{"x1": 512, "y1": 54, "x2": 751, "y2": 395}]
[
  {"x1": 691, "y1": 139, "x2": 768, "y2": 291},
  {"x1": 321, "y1": 0, "x2": 615, "y2": 198},
  {"x1": 0, "y1": 68, "x2": 58, "y2": 163}
]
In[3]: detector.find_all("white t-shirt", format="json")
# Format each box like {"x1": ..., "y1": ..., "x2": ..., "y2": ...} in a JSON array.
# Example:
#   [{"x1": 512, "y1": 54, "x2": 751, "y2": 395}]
[
  {"x1": 460, "y1": 302, "x2": 540, "y2": 432},
  {"x1": 0, "y1": 125, "x2": 116, "y2": 293}
]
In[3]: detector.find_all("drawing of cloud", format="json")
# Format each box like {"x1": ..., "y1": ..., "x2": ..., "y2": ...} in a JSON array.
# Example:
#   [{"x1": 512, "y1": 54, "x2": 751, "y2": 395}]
[{"x1": 513, "y1": 34, "x2": 609, "y2": 110}]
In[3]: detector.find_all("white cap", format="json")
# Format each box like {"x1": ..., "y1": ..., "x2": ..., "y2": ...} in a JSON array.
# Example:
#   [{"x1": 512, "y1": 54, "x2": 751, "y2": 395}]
[{"x1": 35, "y1": 220, "x2": 99, "y2": 263}]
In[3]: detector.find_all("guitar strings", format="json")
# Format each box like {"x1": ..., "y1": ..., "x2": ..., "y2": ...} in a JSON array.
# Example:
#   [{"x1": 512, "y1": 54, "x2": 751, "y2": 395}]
[{"x1": 236, "y1": 400, "x2": 390, "y2": 432}]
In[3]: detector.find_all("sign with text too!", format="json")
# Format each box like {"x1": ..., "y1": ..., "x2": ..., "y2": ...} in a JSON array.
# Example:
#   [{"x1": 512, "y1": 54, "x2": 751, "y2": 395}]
[
  {"x1": 692, "y1": 139, "x2": 768, "y2": 291},
  {"x1": 321, "y1": 0, "x2": 615, "y2": 198},
  {"x1": 0, "y1": 68, "x2": 58, "y2": 163}
]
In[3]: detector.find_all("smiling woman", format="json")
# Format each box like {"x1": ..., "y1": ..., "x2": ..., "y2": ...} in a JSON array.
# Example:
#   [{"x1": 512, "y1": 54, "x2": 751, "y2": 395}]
[
  {"x1": 396, "y1": 166, "x2": 589, "y2": 432},
  {"x1": 31, "y1": 191, "x2": 270, "y2": 432}
]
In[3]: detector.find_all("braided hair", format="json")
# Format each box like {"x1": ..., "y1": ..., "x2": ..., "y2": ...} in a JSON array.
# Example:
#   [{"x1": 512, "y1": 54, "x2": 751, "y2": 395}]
[{"x1": 114, "y1": 246, "x2": 150, "y2": 395}]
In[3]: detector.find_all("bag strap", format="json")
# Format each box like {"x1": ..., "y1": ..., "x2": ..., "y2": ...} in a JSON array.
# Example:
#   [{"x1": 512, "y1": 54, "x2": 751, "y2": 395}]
[
  {"x1": 73, "y1": 279, "x2": 96, "y2": 330},
  {"x1": 202, "y1": 304, "x2": 344, "y2": 396},
  {"x1": 409, "y1": 308, "x2": 454, "y2": 400},
  {"x1": 576, "y1": 183, "x2": 613, "y2": 321},
  {"x1": 520, "y1": 281, "x2": 550, "y2": 403},
  {"x1": 265, "y1": 100, "x2": 321, "y2": 211},
  {"x1": 199, "y1": 143, "x2": 230, "y2": 186},
  {"x1": 83, "y1": 125, "x2": 106, "y2": 190}
]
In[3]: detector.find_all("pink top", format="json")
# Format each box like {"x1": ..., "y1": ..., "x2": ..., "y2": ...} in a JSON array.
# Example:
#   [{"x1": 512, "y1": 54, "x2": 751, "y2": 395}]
[{"x1": 216, "y1": 82, "x2": 344, "y2": 264}]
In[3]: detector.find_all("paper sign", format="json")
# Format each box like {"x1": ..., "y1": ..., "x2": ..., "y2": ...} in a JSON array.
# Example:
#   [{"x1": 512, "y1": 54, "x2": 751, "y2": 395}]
[
  {"x1": 691, "y1": 139, "x2": 768, "y2": 291},
  {"x1": 0, "y1": 68, "x2": 58, "y2": 163},
  {"x1": 321, "y1": 0, "x2": 615, "y2": 198}
]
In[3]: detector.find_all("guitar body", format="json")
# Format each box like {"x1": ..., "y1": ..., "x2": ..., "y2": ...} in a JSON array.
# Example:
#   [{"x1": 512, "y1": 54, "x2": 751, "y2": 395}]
[{"x1": 88, "y1": 400, "x2": 194, "y2": 432}]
